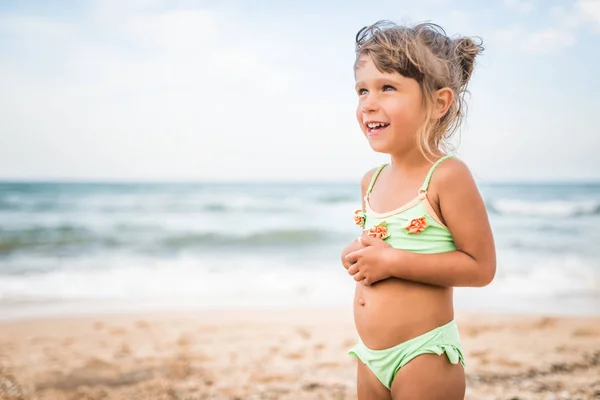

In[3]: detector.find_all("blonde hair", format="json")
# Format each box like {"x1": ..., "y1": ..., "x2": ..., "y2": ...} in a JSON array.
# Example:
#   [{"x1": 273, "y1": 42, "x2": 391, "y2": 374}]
[{"x1": 354, "y1": 20, "x2": 483, "y2": 160}]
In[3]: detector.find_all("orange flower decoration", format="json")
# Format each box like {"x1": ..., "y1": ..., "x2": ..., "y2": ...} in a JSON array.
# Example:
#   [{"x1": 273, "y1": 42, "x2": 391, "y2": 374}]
[
  {"x1": 353, "y1": 209, "x2": 365, "y2": 227},
  {"x1": 405, "y1": 216, "x2": 428, "y2": 234},
  {"x1": 365, "y1": 221, "x2": 390, "y2": 240}
]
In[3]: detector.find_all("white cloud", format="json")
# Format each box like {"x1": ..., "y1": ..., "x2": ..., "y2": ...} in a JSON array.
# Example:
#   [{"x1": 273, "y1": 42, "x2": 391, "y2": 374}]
[
  {"x1": 0, "y1": 13, "x2": 72, "y2": 38},
  {"x1": 520, "y1": 28, "x2": 577, "y2": 54},
  {"x1": 125, "y1": 10, "x2": 217, "y2": 51},
  {"x1": 0, "y1": 1, "x2": 599, "y2": 182},
  {"x1": 490, "y1": 25, "x2": 576, "y2": 55},
  {"x1": 515, "y1": 0, "x2": 600, "y2": 54},
  {"x1": 576, "y1": 0, "x2": 600, "y2": 32},
  {"x1": 0, "y1": 5, "x2": 376, "y2": 181},
  {"x1": 492, "y1": 0, "x2": 600, "y2": 55},
  {"x1": 503, "y1": 0, "x2": 534, "y2": 14},
  {"x1": 491, "y1": 2, "x2": 585, "y2": 55}
]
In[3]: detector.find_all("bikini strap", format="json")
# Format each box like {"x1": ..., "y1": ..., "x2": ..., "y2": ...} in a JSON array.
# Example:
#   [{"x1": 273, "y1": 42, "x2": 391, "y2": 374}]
[
  {"x1": 419, "y1": 154, "x2": 455, "y2": 193},
  {"x1": 366, "y1": 163, "x2": 388, "y2": 195}
]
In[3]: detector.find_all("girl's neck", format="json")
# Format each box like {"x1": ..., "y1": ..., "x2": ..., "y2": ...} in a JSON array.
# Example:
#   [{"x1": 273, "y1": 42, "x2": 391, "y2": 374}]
[{"x1": 388, "y1": 147, "x2": 443, "y2": 174}]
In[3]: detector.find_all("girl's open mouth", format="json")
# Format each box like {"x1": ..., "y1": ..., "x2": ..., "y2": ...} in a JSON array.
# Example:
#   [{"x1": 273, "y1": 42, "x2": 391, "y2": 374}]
[{"x1": 366, "y1": 121, "x2": 390, "y2": 135}]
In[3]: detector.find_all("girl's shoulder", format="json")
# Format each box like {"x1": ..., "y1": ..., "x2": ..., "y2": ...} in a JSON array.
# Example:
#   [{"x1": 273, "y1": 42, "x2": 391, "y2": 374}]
[
  {"x1": 428, "y1": 156, "x2": 477, "y2": 193},
  {"x1": 360, "y1": 165, "x2": 383, "y2": 194},
  {"x1": 426, "y1": 157, "x2": 485, "y2": 218}
]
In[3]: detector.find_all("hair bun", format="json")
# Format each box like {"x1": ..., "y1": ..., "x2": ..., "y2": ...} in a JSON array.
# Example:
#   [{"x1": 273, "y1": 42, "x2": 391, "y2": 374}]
[{"x1": 454, "y1": 37, "x2": 484, "y2": 86}]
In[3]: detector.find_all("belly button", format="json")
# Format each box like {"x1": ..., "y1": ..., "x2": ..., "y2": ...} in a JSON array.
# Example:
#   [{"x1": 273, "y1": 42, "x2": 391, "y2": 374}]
[{"x1": 358, "y1": 298, "x2": 365, "y2": 306}]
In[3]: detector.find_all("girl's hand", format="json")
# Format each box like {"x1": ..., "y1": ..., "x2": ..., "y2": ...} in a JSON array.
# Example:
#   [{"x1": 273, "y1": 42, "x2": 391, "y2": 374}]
[
  {"x1": 345, "y1": 235, "x2": 395, "y2": 286},
  {"x1": 340, "y1": 237, "x2": 366, "y2": 270}
]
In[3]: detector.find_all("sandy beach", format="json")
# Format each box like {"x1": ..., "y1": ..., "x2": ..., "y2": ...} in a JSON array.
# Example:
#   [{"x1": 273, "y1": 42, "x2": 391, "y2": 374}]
[{"x1": 0, "y1": 307, "x2": 599, "y2": 400}]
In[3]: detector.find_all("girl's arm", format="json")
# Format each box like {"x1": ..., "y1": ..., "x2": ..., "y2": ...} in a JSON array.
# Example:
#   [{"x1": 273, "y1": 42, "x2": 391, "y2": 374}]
[
  {"x1": 347, "y1": 159, "x2": 496, "y2": 287},
  {"x1": 340, "y1": 166, "x2": 379, "y2": 269}
]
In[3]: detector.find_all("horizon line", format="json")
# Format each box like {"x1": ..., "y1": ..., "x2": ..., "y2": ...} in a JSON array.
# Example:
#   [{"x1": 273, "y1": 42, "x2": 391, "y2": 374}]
[{"x1": 1, "y1": 177, "x2": 600, "y2": 185}]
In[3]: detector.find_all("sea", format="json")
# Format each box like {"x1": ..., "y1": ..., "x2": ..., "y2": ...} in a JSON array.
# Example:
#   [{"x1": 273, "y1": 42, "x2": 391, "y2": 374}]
[{"x1": 1, "y1": 181, "x2": 599, "y2": 320}]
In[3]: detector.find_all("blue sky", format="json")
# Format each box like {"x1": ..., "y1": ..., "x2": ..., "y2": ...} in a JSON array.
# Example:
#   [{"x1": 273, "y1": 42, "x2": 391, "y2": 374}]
[{"x1": 1, "y1": 0, "x2": 599, "y2": 182}]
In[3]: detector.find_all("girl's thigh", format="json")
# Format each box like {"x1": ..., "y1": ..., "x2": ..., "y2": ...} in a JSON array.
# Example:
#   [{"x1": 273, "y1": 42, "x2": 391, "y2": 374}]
[
  {"x1": 356, "y1": 360, "x2": 392, "y2": 400},
  {"x1": 391, "y1": 354, "x2": 465, "y2": 400}
]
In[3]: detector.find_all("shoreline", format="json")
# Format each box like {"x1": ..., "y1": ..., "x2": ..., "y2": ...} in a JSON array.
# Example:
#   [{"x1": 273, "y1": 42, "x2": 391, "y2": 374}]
[
  {"x1": 2, "y1": 292, "x2": 599, "y2": 323},
  {"x1": 1, "y1": 307, "x2": 599, "y2": 399}
]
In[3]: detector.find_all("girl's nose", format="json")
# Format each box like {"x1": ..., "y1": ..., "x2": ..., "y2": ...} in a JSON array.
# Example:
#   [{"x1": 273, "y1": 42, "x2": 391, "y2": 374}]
[{"x1": 361, "y1": 95, "x2": 379, "y2": 114}]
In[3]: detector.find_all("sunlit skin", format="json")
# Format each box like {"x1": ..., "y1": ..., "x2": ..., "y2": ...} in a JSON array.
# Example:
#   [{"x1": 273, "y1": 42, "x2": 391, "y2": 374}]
[{"x1": 340, "y1": 55, "x2": 496, "y2": 399}]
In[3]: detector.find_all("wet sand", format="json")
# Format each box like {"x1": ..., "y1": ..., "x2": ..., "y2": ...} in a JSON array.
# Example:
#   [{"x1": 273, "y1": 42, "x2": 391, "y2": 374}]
[{"x1": 0, "y1": 307, "x2": 599, "y2": 400}]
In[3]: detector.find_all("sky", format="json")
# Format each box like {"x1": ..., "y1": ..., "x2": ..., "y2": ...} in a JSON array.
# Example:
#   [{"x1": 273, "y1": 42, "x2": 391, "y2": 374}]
[{"x1": 0, "y1": 0, "x2": 599, "y2": 183}]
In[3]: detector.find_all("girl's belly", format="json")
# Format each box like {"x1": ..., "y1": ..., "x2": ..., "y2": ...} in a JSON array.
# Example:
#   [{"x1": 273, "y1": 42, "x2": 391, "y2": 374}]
[{"x1": 353, "y1": 277, "x2": 454, "y2": 350}]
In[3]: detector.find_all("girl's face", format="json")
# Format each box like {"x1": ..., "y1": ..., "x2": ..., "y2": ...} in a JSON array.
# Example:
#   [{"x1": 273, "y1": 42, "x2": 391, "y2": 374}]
[{"x1": 354, "y1": 55, "x2": 426, "y2": 155}]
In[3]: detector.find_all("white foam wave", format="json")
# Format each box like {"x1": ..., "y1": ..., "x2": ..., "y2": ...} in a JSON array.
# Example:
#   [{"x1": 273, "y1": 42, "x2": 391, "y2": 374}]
[
  {"x1": 0, "y1": 256, "x2": 354, "y2": 309},
  {"x1": 489, "y1": 199, "x2": 599, "y2": 217},
  {"x1": 1, "y1": 251, "x2": 599, "y2": 319}
]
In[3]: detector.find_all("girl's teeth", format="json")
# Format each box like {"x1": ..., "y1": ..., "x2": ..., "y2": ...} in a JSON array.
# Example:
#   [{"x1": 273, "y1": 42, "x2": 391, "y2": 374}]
[{"x1": 367, "y1": 123, "x2": 388, "y2": 128}]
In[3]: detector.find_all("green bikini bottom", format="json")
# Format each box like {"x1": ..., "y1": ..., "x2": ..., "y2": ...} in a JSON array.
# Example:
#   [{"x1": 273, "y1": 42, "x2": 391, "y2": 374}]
[{"x1": 348, "y1": 320, "x2": 466, "y2": 390}]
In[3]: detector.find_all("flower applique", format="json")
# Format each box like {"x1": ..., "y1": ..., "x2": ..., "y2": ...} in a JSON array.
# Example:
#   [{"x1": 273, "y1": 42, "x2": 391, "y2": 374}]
[
  {"x1": 353, "y1": 209, "x2": 366, "y2": 227},
  {"x1": 365, "y1": 221, "x2": 390, "y2": 240},
  {"x1": 404, "y1": 216, "x2": 428, "y2": 234}
]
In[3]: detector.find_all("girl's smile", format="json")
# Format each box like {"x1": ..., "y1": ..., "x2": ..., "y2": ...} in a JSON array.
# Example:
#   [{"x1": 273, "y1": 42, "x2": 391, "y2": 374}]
[{"x1": 364, "y1": 120, "x2": 391, "y2": 136}]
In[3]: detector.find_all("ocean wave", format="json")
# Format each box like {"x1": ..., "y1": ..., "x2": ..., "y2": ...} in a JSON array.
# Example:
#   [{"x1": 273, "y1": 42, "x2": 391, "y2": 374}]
[
  {"x1": 317, "y1": 194, "x2": 356, "y2": 203},
  {"x1": 0, "y1": 225, "x2": 115, "y2": 254},
  {"x1": 160, "y1": 229, "x2": 344, "y2": 249},
  {"x1": 1, "y1": 253, "x2": 598, "y2": 316},
  {"x1": 0, "y1": 256, "x2": 352, "y2": 309},
  {"x1": 1, "y1": 198, "x2": 302, "y2": 214},
  {"x1": 0, "y1": 190, "x2": 356, "y2": 214},
  {"x1": 0, "y1": 225, "x2": 348, "y2": 256},
  {"x1": 487, "y1": 199, "x2": 600, "y2": 217},
  {"x1": 199, "y1": 202, "x2": 294, "y2": 213}
]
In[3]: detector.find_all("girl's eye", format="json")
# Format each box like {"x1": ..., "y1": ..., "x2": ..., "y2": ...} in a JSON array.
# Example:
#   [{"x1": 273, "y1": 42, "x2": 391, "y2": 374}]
[
  {"x1": 383, "y1": 85, "x2": 396, "y2": 91},
  {"x1": 358, "y1": 88, "x2": 368, "y2": 95}
]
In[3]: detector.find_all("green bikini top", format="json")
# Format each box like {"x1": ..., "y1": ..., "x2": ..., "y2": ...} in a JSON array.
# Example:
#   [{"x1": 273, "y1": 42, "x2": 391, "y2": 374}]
[{"x1": 354, "y1": 155, "x2": 456, "y2": 254}]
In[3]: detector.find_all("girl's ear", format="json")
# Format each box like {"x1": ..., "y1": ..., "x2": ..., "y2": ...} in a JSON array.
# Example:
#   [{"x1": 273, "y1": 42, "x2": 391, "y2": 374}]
[{"x1": 432, "y1": 87, "x2": 454, "y2": 120}]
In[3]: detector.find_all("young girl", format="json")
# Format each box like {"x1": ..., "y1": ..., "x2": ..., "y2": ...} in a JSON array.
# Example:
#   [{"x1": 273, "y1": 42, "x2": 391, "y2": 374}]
[{"x1": 341, "y1": 21, "x2": 496, "y2": 399}]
